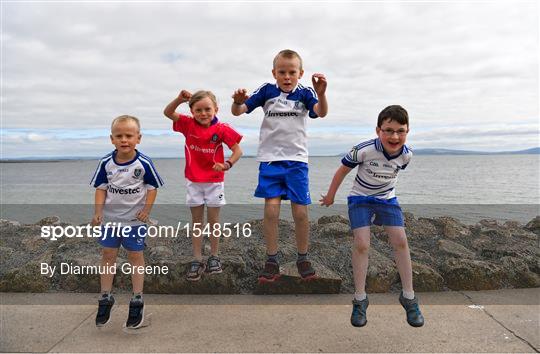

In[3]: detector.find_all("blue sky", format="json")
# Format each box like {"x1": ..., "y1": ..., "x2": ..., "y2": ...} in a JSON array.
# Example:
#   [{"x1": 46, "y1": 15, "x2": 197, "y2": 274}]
[{"x1": 1, "y1": 1, "x2": 538, "y2": 158}]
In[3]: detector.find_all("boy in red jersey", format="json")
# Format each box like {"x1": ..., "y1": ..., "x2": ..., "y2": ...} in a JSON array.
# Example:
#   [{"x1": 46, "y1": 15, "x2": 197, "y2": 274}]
[{"x1": 164, "y1": 90, "x2": 243, "y2": 281}]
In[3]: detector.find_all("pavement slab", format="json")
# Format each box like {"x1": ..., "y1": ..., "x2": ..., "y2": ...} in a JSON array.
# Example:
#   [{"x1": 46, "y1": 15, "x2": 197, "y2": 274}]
[{"x1": 1, "y1": 289, "x2": 538, "y2": 353}]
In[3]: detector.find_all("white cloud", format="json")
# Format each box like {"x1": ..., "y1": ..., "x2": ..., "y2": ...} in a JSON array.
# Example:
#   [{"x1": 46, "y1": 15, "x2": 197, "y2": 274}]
[{"x1": 1, "y1": 1, "x2": 538, "y2": 158}]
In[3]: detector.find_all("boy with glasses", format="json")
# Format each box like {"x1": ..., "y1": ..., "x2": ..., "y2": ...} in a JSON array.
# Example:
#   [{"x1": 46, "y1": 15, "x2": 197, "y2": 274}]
[{"x1": 320, "y1": 105, "x2": 424, "y2": 328}]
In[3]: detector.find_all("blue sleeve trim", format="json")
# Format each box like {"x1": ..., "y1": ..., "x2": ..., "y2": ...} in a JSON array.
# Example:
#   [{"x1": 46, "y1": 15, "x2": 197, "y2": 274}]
[
  {"x1": 90, "y1": 156, "x2": 111, "y2": 187},
  {"x1": 245, "y1": 83, "x2": 269, "y2": 114},
  {"x1": 341, "y1": 157, "x2": 358, "y2": 168},
  {"x1": 139, "y1": 156, "x2": 164, "y2": 187}
]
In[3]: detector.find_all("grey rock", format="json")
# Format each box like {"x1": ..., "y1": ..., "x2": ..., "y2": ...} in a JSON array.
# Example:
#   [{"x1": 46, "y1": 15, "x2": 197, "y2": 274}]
[
  {"x1": 317, "y1": 222, "x2": 351, "y2": 239},
  {"x1": 411, "y1": 262, "x2": 445, "y2": 292},
  {"x1": 36, "y1": 216, "x2": 60, "y2": 226},
  {"x1": 255, "y1": 260, "x2": 341, "y2": 294},
  {"x1": 317, "y1": 215, "x2": 349, "y2": 225},
  {"x1": 438, "y1": 239, "x2": 476, "y2": 259},
  {"x1": 440, "y1": 258, "x2": 504, "y2": 290}
]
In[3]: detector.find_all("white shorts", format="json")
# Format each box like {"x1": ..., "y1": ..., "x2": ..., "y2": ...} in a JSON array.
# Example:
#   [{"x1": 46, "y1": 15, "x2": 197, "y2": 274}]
[{"x1": 186, "y1": 181, "x2": 226, "y2": 207}]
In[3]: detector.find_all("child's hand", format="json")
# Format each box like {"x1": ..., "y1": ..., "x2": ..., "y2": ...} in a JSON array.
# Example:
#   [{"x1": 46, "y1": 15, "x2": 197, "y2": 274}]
[
  {"x1": 319, "y1": 194, "x2": 334, "y2": 207},
  {"x1": 91, "y1": 213, "x2": 103, "y2": 226},
  {"x1": 232, "y1": 89, "x2": 249, "y2": 104},
  {"x1": 312, "y1": 73, "x2": 327, "y2": 96},
  {"x1": 212, "y1": 162, "x2": 230, "y2": 172},
  {"x1": 136, "y1": 209, "x2": 150, "y2": 223},
  {"x1": 178, "y1": 90, "x2": 192, "y2": 103}
]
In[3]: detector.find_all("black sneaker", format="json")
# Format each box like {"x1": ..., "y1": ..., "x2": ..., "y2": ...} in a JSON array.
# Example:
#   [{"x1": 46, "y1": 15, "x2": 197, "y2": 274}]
[
  {"x1": 205, "y1": 255, "x2": 223, "y2": 274},
  {"x1": 296, "y1": 259, "x2": 317, "y2": 280},
  {"x1": 351, "y1": 297, "x2": 369, "y2": 327},
  {"x1": 95, "y1": 294, "x2": 115, "y2": 327},
  {"x1": 186, "y1": 261, "x2": 206, "y2": 281},
  {"x1": 258, "y1": 260, "x2": 280, "y2": 283},
  {"x1": 126, "y1": 296, "x2": 145, "y2": 329},
  {"x1": 399, "y1": 292, "x2": 424, "y2": 327}
]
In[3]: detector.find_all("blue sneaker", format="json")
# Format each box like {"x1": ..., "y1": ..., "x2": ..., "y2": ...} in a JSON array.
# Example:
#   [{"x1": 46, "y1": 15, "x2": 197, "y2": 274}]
[
  {"x1": 399, "y1": 292, "x2": 424, "y2": 327},
  {"x1": 351, "y1": 297, "x2": 369, "y2": 327}
]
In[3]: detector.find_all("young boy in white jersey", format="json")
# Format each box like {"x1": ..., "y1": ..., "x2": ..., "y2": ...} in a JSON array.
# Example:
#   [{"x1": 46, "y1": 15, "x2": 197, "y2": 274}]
[
  {"x1": 320, "y1": 105, "x2": 424, "y2": 327},
  {"x1": 164, "y1": 90, "x2": 243, "y2": 281},
  {"x1": 231, "y1": 49, "x2": 328, "y2": 282},
  {"x1": 90, "y1": 115, "x2": 163, "y2": 329}
]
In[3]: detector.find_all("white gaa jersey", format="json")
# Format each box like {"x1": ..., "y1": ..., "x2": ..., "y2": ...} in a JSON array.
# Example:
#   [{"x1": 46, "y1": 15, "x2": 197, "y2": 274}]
[
  {"x1": 342, "y1": 138, "x2": 412, "y2": 200},
  {"x1": 90, "y1": 150, "x2": 163, "y2": 225},
  {"x1": 245, "y1": 83, "x2": 319, "y2": 163}
]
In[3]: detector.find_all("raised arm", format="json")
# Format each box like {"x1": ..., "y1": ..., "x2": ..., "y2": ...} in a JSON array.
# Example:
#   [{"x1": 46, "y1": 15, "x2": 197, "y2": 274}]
[
  {"x1": 164, "y1": 90, "x2": 192, "y2": 122},
  {"x1": 312, "y1": 73, "x2": 328, "y2": 118},
  {"x1": 319, "y1": 164, "x2": 352, "y2": 207},
  {"x1": 231, "y1": 89, "x2": 249, "y2": 116}
]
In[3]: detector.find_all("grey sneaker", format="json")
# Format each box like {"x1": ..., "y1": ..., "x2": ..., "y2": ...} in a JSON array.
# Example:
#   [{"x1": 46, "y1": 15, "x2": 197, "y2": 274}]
[
  {"x1": 399, "y1": 292, "x2": 424, "y2": 327},
  {"x1": 205, "y1": 255, "x2": 223, "y2": 274},
  {"x1": 351, "y1": 297, "x2": 369, "y2": 327}
]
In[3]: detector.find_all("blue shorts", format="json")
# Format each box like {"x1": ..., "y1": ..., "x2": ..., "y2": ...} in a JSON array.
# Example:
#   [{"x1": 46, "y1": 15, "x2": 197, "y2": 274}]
[
  {"x1": 254, "y1": 161, "x2": 311, "y2": 205},
  {"x1": 348, "y1": 196, "x2": 404, "y2": 229},
  {"x1": 98, "y1": 225, "x2": 147, "y2": 251}
]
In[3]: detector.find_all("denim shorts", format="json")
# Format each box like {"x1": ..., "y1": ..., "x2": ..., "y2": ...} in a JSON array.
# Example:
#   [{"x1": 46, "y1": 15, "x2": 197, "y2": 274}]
[{"x1": 348, "y1": 195, "x2": 404, "y2": 229}]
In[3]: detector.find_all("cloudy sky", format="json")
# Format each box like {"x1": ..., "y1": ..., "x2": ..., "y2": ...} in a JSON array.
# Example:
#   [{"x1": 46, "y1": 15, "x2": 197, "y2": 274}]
[{"x1": 1, "y1": 1, "x2": 538, "y2": 158}]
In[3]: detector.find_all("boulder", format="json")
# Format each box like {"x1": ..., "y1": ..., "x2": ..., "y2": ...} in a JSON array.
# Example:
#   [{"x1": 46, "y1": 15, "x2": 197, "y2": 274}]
[
  {"x1": 317, "y1": 222, "x2": 351, "y2": 239},
  {"x1": 0, "y1": 262, "x2": 50, "y2": 292},
  {"x1": 440, "y1": 258, "x2": 504, "y2": 290},
  {"x1": 437, "y1": 239, "x2": 476, "y2": 259},
  {"x1": 317, "y1": 215, "x2": 349, "y2": 225},
  {"x1": 365, "y1": 249, "x2": 398, "y2": 293},
  {"x1": 255, "y1": 260, "x2": 341, "y2": 294},
  {"x1": 525, "y1": 216, "x2": 540, "y2": 234},
  {"x1": 433, "y1": 216, "x2": 472, "y2": 239},
  {"x1": 36, "y1": 216, "x2": 60, "y2": 226},
  {"x1": 145, "y1": 255, "x2": 247, "y2": 294},
  {"x1": 411, "y1": 262, "x2": 445, "y2": 292}
]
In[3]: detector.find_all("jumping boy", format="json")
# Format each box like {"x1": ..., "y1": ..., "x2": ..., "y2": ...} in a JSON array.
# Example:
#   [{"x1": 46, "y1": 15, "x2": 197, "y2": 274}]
[
  {"x1": 231, "y1": 49, "x2": 328, "y2": 281},
  {"x1": 320, "y1": 105, "x2": 424, "y2": 327},
  {"x1": 91, "y1": 115, "x2": 163, "y2": 329}
]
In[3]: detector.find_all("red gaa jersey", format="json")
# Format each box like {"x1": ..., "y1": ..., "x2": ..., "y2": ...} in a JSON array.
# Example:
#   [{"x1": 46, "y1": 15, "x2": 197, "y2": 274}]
[{"x1": 173, "y1": 115, "x2": 242, "y2": 182}]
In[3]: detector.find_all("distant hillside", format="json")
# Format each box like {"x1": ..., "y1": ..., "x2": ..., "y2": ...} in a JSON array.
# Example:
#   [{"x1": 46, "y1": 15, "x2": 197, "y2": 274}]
[{"x1": 413, "y1": 147, "x2": 540, "y2": 155}]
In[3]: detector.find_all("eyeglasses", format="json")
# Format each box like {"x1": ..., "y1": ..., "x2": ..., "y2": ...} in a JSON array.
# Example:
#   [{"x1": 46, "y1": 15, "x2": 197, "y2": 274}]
[{"x1": 381, "y1": 129, "x2": 408, "y2": 136}]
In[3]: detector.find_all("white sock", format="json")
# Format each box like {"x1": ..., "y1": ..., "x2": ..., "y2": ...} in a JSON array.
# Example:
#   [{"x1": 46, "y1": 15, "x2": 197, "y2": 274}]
[
  {"x1": 402, "y1": 290, "x2": 415, "y2": 300},
  {"x1": 354, "y1": 292, "x2": 367, "y2": 301}
]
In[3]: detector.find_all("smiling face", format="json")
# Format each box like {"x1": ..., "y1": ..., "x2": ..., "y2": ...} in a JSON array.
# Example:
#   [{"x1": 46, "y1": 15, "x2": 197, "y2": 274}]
[
  {"x1": 110, "y1": 119, "x2": 141, "y2": 160},
  {"x1": 190, "y1": 96, "x2": 218, "y2": 127},
  {"x1": 376, "y1": 119, "x2": 409, "y2": 156},
  {"x1": 272, "y1": 55, "x2": 304, "y2": 93}
]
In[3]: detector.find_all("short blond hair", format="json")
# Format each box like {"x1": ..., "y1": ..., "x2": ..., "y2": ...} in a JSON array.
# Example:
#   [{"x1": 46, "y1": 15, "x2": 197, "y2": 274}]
[
  {"x1": 111, "y1": 115, "x2": 140, "y2": 132},
  {"x1": 189, "y1": 90, "x2": 218, "y2": 109},
  {"x1": 273, "y1": 49, "x2": 303, "y2": 70}
]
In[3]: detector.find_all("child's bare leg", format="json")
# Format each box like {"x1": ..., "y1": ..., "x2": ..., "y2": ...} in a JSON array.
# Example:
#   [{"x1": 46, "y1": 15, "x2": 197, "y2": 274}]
[
  {"x1": 207, "y1": 206, "x2": 221, "y2": 256},
  {"x1": 385, "y1": 226, "x2": 414, "y2": 293},
  {"x1": 263, "y1": 197, "x2": 281, "y2": 255},
  {"x1": 352, "y1": 227, "x2": 371, "y2": 295},
  {"x1": 190, "y1": 205, "x2": 205, "y2": 261},
  {"x1": 127, "y1": 250, "x2": 145, "y2": 294},
  {"x1": 100, "y1": 247, "x2": 118, "y2": 292},
  {"x1": 291, "y1": 202, "x2": 309, "y2": 254}
]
